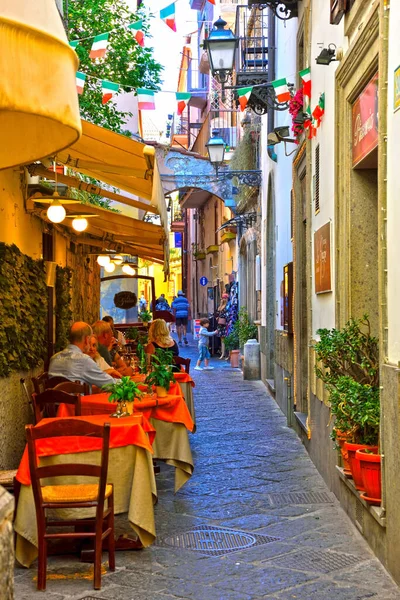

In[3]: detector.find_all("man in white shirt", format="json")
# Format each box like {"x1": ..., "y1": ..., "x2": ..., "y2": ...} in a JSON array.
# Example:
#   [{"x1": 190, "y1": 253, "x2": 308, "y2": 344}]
[{"x1": 49, "y1": 322, "x2": 118, "y2": 389}]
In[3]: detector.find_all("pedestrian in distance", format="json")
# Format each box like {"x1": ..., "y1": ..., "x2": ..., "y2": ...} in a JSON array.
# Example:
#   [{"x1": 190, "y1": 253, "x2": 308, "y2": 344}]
[
  {"x1": 171, "y1": 290, "x2": 190, "y2": 346},
  {"x1": 195, "y1": 318, "x2": 217, "y2": 371}
]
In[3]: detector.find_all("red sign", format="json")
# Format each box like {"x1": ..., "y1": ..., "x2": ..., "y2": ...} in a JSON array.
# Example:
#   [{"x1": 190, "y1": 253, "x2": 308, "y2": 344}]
[{"x1": 352, "y1": 73, "x2": 379, "y2": 167}]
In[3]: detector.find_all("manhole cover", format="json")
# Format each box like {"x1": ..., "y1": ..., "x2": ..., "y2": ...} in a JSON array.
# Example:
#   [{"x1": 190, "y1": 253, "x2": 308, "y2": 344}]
[
  {"x1": 267, "y1": 492, "x2": 335, "y2": 506},
  {"x1": 157, "y1": 525, "x2": 279, "y2": 557},
  {"x1": 269, "y1": 548, "x2": 362, "y2": 574}
]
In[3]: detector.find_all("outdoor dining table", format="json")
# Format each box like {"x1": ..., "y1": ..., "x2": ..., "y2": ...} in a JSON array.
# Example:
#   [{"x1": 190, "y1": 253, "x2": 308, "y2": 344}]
[
  {"x1": 57, "y1": 386, "x2": 195, "y2": 493},
  {"x1": 173, "y1": 372, "x2": 196, "y2": 430},
  {"x1": 14, "y1": 413, "x2": 157, "y2": 569}
]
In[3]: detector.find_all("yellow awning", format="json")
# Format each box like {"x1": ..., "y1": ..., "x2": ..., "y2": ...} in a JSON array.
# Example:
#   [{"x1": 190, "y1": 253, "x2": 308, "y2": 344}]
[{"x1": 0, "y1": 0, "x2": 81, "y2": 169}]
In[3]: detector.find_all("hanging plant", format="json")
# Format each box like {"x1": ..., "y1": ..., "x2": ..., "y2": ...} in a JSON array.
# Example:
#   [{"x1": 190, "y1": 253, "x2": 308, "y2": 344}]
[{"x1": 288, "y1": 88, "x2": 304, "y2": 138}]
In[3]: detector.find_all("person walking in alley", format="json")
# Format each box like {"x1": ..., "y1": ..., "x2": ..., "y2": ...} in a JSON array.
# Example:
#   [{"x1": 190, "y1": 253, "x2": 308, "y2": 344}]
[
  {"x1": 195, "y1": 318, "x2": 217, "y2": 371},
  {"x1": 172, "y1": 290, "x2": 190, "y2": 346}
]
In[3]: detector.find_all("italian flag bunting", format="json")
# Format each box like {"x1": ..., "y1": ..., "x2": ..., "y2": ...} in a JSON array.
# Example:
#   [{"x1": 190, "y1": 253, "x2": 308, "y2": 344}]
[
  {"x1": 312, "y1": 93, "x2": 325, "y2": 128},
  {"x1": 237, "y1": 86, "x2": 253, "y2": 111},
  {"x1": 271, "y1": 78, "x2": 291, "y2": 103},
  {"x1": 102, "y1": 80, "x2": 119, "y2": 104},
  {"x1": 160, "y1": 3, "x2": 176, "y2": 32},
  {"x1": 90, "y1": 33, "x2": 109, "y2": 60},
  {"x1": 76, "y1": 72, "x2": 86, "y2": 95},
  {"x1": 299, "y1": 67, "x2": 311, "y2": 100},
  {"x1": 137, "y1": 88, "x2": 155, "y2": 110},
  {"x1": 207, "y1": 0, "x2": 216, "y2": 4},
  {"x1": 129, "y1": 21, "x2": 145, "y2": 47},
  {"x1": 176, "y1": 92, "x2": 191, "y2": 115},
  {"x1": 69, "y1": 40, "x2": 79, "y2": 50}
]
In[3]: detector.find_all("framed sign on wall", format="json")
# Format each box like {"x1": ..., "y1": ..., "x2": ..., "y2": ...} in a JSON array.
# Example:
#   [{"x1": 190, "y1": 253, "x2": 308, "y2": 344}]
[{"x1": 314, "y1": 222, "x2": 332, "y2": 294}]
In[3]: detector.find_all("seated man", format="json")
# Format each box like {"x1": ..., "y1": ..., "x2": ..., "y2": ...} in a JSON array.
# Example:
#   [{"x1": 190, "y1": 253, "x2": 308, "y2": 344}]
[
  {"x1": 92, "y1": 320, "x2": 133, "y2": 376},
  {"x1": 49, "y1": 322, "x2": 118, "y2": 388}
]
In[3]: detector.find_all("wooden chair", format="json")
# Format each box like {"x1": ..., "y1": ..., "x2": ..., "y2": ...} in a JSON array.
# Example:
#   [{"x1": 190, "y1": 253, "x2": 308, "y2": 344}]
[
  {"x1": 45, "y1": 376, "x2": 74, "y2": 389},
  {"x1": 32, "y1": 372, "x2": 49, "y2": 395},
  {"x1": 26, "y1": 419, "x2": 115, "y2": 590},
  {"x1": 174, "y1": 355, "x2": 191, "y2": 374},
  {"x1": 52, "y1": 381, "x2": 90, "y2": 396},
  {"x1": 32, "y1": 389, "x2": 82, "y2": 424}
]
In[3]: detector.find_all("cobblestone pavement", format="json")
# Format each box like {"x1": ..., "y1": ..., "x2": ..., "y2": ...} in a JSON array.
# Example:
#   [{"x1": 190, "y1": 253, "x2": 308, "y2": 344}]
[{"x1": 14, "y1": 336, "x2": 400, "y2": 599}]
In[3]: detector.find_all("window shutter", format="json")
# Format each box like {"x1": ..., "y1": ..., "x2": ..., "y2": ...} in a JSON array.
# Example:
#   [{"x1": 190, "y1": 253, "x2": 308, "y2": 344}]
[
  {"x1": 315, "y1": 144, "x2": 320, "y2": 214},
  {"x1": 330, "y1": 0, "x2": 347, "y2": 25}
]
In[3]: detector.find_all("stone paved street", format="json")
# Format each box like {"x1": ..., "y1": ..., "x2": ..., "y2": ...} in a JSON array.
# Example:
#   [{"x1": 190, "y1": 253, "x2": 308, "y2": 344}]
[{"x1": 14, "y1": 337, "x2": 400, "y2": 600}]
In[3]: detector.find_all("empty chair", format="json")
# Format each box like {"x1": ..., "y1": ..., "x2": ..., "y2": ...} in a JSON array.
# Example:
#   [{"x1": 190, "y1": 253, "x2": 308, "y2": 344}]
[
  {"x1": 173, "y1": 355, "x2": 191, "y2": 374},
  {"x1": 32, "y1": 389, "x2": 82, "y2": 423},
  {"x1": 26, "y1": 419, "x2": 115, "y2": 590}
]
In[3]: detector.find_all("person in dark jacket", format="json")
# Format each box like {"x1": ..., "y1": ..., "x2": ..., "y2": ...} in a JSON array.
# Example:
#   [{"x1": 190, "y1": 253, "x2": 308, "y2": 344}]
[{"x1": 171, "y1": 290, "x2": 190, "y2": 346}]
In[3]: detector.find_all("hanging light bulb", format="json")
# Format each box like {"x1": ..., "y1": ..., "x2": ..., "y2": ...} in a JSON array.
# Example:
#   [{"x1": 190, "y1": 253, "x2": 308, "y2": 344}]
[
  {"x1": 113, "y1": 255, "x2": 123, "y2": 265},
  {"x1": 72, "y1": 217, "x2": 88, "y2": 232},
  {"x1": 97, "y1": 255, "x2": 111, "y2": 267},
  {"x1": 47, "y1": 197, "x2": 66, "y2": 223},
  {"x1": 104, "y1": 262, "x2": 116, "y2": 273},
  {"x1": 122, "y1": 264, "x2": 136, "y2": 275}
]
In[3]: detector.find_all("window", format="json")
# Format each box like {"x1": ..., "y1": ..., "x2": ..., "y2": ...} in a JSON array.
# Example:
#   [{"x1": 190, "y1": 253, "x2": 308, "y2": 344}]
[
  {"x1": 315, "y1": 144, "x2": 320, "y2": 214},
  {"x1": 330, "y1": 0, "x2": 347, "y2": 25}
]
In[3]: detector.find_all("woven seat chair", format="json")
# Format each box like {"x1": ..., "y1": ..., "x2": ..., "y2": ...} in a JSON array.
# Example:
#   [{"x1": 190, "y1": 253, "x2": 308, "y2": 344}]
[{"x1": 26, "y1": 419, "x2": 115, "y2": 591}]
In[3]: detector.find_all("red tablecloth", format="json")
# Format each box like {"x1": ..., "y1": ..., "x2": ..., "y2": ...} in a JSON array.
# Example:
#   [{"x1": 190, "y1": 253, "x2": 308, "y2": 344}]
[
  {"x1": 16, "y1": 414, "x2": 153, "y2": 486},
  {"x1": 174, "y1": 372, "x2": 195, "y2": 387}
]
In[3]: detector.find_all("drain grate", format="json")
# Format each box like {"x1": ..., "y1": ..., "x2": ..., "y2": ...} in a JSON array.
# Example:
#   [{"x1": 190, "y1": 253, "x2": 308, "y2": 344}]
[
  {"x1": 269, "y1": 547, "x2": 362, "y2": 574},
  {"x1": 267, "y1": 491, "x2": 335, "y2": 506},
  {"x1": 157, "y1": 525, "x2": 279, "y2": 557}
]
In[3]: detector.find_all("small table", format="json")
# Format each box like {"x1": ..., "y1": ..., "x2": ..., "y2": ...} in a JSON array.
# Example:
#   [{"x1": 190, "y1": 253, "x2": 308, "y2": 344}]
[{"x1": 14, "y1": 414, "x2": 156, "y2": 568}]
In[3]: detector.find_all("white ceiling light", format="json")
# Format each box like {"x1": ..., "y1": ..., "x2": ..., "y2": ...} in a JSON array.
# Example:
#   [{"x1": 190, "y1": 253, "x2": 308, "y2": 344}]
[
  {"x1": 97, "y1": 255, "x2": 111, "y2": 267},
  {"x1": 71, "y1": 217, "x2": 88, "y2": 232},
  {"x1": 47, "y1": 198, "x2": 66, "y2": 223},
  {"x1": 104, "y1": 262, "x2": 116, "y2": 273},
  {"x1": 113, "y1": 255, "x2": 123, "y2": 265},
  {"x1": 122, "y1": 264, "x2": 136, "y2": 275}
]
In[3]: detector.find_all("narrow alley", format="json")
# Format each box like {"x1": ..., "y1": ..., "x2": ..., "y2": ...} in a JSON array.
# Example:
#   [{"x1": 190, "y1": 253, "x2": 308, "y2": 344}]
[{"x1": 13, "y1": 342, "x2": 400, "y2": 600}]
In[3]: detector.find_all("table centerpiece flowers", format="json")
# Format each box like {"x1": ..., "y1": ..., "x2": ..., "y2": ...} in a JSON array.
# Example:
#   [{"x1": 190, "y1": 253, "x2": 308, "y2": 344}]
[{"x1": 102, "y1": 376, "x2": 143, "y2": 418}]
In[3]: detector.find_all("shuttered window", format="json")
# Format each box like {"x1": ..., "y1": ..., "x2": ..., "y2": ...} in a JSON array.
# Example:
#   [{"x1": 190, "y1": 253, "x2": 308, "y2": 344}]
[
  {"x1": 315, "y1": 144, "x2": 320, "y2": 214},
  {"x1": 330, "y1": 0, "x2": 347, "y2": 25}
]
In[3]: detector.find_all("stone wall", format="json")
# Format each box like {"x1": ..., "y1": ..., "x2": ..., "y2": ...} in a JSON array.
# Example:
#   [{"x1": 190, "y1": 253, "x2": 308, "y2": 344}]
[{"x1": 0, "y1": 487, "x2": 14, "y2": 599}]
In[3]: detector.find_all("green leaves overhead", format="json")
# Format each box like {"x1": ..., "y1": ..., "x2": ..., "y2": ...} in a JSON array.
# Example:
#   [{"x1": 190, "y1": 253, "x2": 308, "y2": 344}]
[{"x1": 0, "y1": 244, "x2": 47, "y2": 377}]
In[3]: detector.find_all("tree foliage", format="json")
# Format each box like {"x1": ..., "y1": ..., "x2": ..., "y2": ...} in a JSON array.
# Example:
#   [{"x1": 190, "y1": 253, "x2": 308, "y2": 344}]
[{"x1": 66, "y1": 0, "x2": 163, "y2": 133}]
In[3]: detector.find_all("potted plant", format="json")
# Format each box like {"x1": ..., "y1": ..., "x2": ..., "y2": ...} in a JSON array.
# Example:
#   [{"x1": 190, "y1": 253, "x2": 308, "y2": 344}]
[
  {"x1": 138, "y1": 309, "x2": 152, "y2": 325},
  {"x1": 356, "y1": 448, "x2": 382, "y2": 505},
  {"x1": 145, "y1": 349, "x2": 176, "y2": 397},
  {"x1": 102, "y1": 376, "x2": 143, "y2": 418},
  {"x1": 237, "y1": 307, "x2": 258, "y2": 349},
  {"x1": 225, "y1": 325, "x2": 240, "y2": 368},
  {"x1": 314, "y1": 315, "x2": 380, "y2": 489}
]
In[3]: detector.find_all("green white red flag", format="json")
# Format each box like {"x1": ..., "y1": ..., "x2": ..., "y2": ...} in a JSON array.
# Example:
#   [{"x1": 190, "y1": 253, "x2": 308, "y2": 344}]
[
  {"x1": 312, "y1": 93, "x2": 325, "y2": 127},
  {"x1": 90, "y1": 33, "x2": 109, "y2": 60},
  {"x1": 69, "y1": 40, "x2": 79, "y2": 50},
  {"x1": 129, "y1": 21, "x2": 145, "y2": 47},
  {"x1": 102, "y1": 80, "x2": 119, "y2": 104},
  {"x1": 271, "y1": 78, "x2": 291, "y2": 103},
  {"x1": 137, "y1": 88, "x2": 155, "y2": 110},
  {"x1": 299, "y1": 67, "x2": 311, "y2": 99},
  {"x1": 160, "y1": 3, "x2": 176, "y2": 32},
  {"x1": 237, "y1": 86, "x2": 253, "y2": 111},
  {"x1": 76, "y1": 72, "x2": 86, "y2": 95},
  {"x1": 176, "y1": 92, "x2": 191, "y2": 116}
]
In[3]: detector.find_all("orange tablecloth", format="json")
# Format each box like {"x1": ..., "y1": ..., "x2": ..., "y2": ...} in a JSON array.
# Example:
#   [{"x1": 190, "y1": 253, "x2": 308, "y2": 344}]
[
  {"x1": 16, "y1": 414, "x2": 153, "y2": 486},
  {"x1": 174, "y1": 372, "x2": 195, "y2": 387}
]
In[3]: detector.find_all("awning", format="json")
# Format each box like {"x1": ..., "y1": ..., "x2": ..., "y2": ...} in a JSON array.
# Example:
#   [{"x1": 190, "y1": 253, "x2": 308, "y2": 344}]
[{"x1": 0, "y1": 0, "x2": 81, "y2": 169}]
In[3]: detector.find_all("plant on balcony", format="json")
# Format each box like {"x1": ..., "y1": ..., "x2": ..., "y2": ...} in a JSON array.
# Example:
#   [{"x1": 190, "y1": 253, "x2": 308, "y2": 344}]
[
  {"x1": 288, "y1": 88, "x2": 305, "y2": 139},
  {"x1": 192, "y1": 244, "x2": 206, "y2": 260},
  {"x1": 206, "y1": 245, "x2": 219, "y2": 254},
  {"x1": 313, "y1": 315, "x2": 380, "y2": 447}
]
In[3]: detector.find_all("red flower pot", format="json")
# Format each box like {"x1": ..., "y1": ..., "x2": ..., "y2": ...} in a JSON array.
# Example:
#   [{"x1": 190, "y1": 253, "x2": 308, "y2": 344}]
[
  {"x1": 230, "y1": 350, "x2": 240, "y2": 368},
  {"x1": 335, "y1": 430, "x2": 352, "y2": 475},
  {"x1": 344, "y1": 443, "x2": 378, "y2": 490},
  {"x1": 356, "y1": 449, "x2": 381, "y2": 505}
]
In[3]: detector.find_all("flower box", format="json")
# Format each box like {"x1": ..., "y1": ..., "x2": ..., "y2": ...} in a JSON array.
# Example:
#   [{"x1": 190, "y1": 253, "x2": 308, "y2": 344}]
[
  {"x1": 206, "y1": 245, "x2": 219, "y2": 254},
  {"x1": 193, "y1": 251, "x2": 206, "y2": 260},
  {"x1": 221, "y1": 231, "x2": 236, "y2": 244}
]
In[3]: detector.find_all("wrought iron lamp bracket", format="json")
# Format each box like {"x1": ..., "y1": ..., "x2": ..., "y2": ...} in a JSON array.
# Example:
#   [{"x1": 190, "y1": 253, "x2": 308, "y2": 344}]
[{"x1": 251, "y1": 1, "x2": 299, "y2": 21}]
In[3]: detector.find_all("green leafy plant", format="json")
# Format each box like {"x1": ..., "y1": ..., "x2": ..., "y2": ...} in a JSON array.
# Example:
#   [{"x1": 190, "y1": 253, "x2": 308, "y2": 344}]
[
  {"x1": 225, "y1": 326, "x2": 240, "y2": 352},
  {"x1": 139, "y1": 309, "x2": 152, "y2": 323},
  {"x1": 67, "y1": 0, "x2": 163, "y2": 133},
  {"x1": 145, "y1": 349, "x2": 176, "y2": 390},
  {"x1": 0, "y1": 244, "x2": 47, "y2": 377},
  {"x1": 55, "y1": 266, "x2": 73, "y2": 352},
  {"x1": 102, "y1": 376, "x2": 143, "y2": 403},
  {"x1": 238, "y1": 307, "x2": 258, "y2": 348},
  {"x1": 313, "y1": 315, "x2": 380, "y2": 445}
]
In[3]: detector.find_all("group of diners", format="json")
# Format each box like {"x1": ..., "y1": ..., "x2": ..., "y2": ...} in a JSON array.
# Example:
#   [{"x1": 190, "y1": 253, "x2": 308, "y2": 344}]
[{"x1": 48, "y1": 317, "x2": 183, "y2": 390}]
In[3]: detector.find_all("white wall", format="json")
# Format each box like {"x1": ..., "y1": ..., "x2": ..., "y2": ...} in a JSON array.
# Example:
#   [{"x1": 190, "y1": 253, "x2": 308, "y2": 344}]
[
  {"x1": 386, "y1": 0, "x2": 400, "y2": 364},
  {"x1": 310, "y1": 1, "x2": 344, "y2": 336}
]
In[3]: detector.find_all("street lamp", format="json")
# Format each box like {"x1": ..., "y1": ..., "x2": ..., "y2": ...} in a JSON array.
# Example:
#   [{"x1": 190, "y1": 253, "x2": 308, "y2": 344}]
[
  {"x1": 206, "y1": 129, "x2": 226, "y2": 169},
  {"x1": 203, "y1": 17, "x2": 238, "y2": 85}
]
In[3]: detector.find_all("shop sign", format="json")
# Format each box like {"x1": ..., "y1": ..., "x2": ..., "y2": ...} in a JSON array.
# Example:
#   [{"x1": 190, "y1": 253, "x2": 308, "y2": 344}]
[
  {"x1": 352, "y1": 73, "x2": 379, "y2": 167},
  {"x1": 394, "y1": 65, "x2": 400, "y2": 112},
  {"x1": 314, "y1": 222, "x2": 331, "y2": 294},
  {"x1": 114, "y1": 291, "x2": 137, "y2": 309}
]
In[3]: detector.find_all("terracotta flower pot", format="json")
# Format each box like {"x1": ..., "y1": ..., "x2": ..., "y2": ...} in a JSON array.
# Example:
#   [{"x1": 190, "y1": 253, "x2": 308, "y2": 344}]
[
  {"x1": 356, "y1": 449, "x2": 381, "y2": 505},
  {"x1": 344, "y1": 442, "x2": 378, "y2": 490},
  {"x1": 335, "y1": 430, "x2": 352, "y2": 475},
  {"x1": 230, "y1": 349, "x2": 240, "y2": 368},
  {"x1": 156, "y1": 386, "x2": 168, "y2": 398}
]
